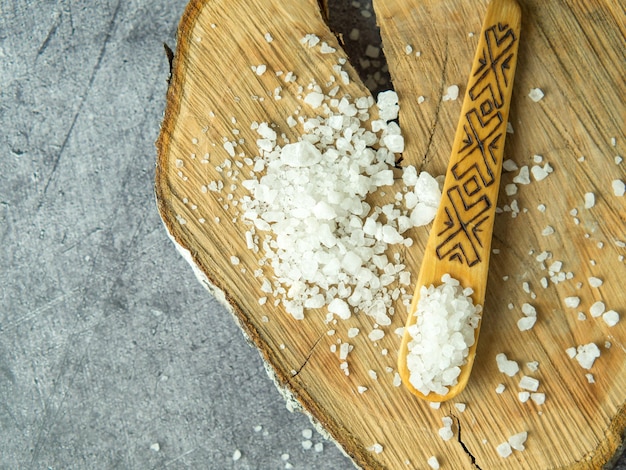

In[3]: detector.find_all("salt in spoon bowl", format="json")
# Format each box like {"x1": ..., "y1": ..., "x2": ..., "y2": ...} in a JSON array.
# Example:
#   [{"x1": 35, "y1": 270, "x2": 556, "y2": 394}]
[{"x1": 398, "y1": 0, "x2": 521, "y2": 402}]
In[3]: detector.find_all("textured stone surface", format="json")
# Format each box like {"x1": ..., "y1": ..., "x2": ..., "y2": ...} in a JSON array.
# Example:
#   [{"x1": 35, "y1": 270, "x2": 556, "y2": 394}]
[{"x1": 0, "y1": 0, "x2": 623, "y2": 469}]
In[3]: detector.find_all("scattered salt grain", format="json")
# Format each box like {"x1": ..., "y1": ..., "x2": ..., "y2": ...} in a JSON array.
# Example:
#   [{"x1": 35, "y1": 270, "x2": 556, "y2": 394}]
[
  {"x1": 519, "y1": 375, "x2": 540, "y2": 392},
  {"x1": 357, "y1": 386, "x2": 368, "y2": 394},
  {"x1": 368, "y1": 329, "x2": 385, "y2": 341},
  {"x1": 603, "y1": 310, "x2": 620, "y2": 327},
  {"x1": 496, "y1": 353, "x2": 519, "y2": 376},
  {"x1": 301, "y1": 440, "x2": 313, "y2": 450},
  {"x1": 565, "y1": 347, "x2": 577, "y2": 359},
  {"x1": 314, "y1": 442, "x2": 324, "y2": 452},
  {"x1": 455, "y1": 403, "x2": 467, "y2": 412},
  {"x1": 150, "y1": 443, "x2": 160, "y2": 452},
  {"x1": 505, "y1": 184, "x2": 518, "y2": 196},
  {"x1": 584, "y1": 192, "x2": 595, "y2": 209},
  {"x1": 612, "y1": 179, "x2": 625, "y2": 196},
  {"x1": 438, "y1": 417, "x2": 454, "y2": 441},
  {"x1": 586, "y1": 373, "x2": 595, "y2": 383},
  {"x1": 508, "y1": 431, "x2": 528, "y2": 451},
  {"x1": 564, "y1": 296, "x2": 581, "y2": 308},
  {"x1": 497, "y1": 441, "x2": 513, "y2": 458},
  {"x1": 503, "y1": 159, "x2": 518, "y2": 172},
  {"x1": 574, "y1": 343, "x2": 601, "y2": 369},
  {"x1": 528, "y1": 88, "x2": 544, "y2": 102},
  {"x1": 531, "y1": 165, "x2": 549, "y2": 181},
  {"x1": 369, "y1": 443, "x2": 383, "y2": 454},
  {"x1": 406, "y1": 275, "x2": 481, "y2": 396},
  {"x1": 496, "y1": 383, "x2": 506, "y2": 394},
  {"x1": 442, "y1": 85, "x2": 459, "y2": 101},
  {"x1": 588, "y1": 277, "x2": 603, "y2": 288},
  {"x1": 232, "y1": 449, "x2": 242, "y2": 461},
  {"x1": 517, "y1": 316, "x2": 536, "y2": 331},
  {"x1": 518, "y1": 391, "x2": 530, "y2": 403},
  {"x1": 513, "y1": 166, "x2": 531, "y2": 185},
  {"x1": 347, "y1": 328, "x2": 360, "y2": 338},
  {"x1": 427, "y1": 456, "x2": 440, "y2": 469},
  {"x1": 531, "y1": 393, "x2": 546, "y2": 405},
  {"x1": 589, "y1": 301, "x2": 605, "y2": 318},
  {"x1": 230, "y1": 256, "x2": 240, "y2": 265}
]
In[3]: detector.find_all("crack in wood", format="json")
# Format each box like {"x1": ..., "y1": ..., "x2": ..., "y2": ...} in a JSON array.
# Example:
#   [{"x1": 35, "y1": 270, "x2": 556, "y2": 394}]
[
  {"x1": 289, "y1": 332, "x2": 326, "y2": 379},
  {"x1": 454, "y1": 414, "x2": 482, "y2": 469}
]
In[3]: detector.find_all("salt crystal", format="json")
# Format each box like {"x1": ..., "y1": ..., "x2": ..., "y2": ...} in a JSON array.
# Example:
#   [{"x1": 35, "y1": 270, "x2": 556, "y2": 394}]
[
  {"x1": 564, "y1": 296, "x2": 580, "y2": 308},
  {"x1": 586, "y1": 373, "x2": 595, "y2": 383},
  {"x1": 575, "y1": 343, "x2": 601, "y2": 369},
  {"x1": 602, "y1": 310, "x2": 619, "y2": 327},
  {"x1": 442, "y1": 85, "x2": 459, "y2": 101},
  {"x1": 517, "y1": 316, "x2": 536, "y2": 331},
  {"x1": 508, "y1": 432, "x2": 528, "y2": 451},
  {"x1": 528, "y1": 88, "x2": 544, "y2": 102},
  {"x1": 503, "y1": 159, "x2": 518, "y2": 172},
  {"x1": 612, "y1": 179, "x2": 625, "y2": 196},
  {"x1": 427, "y1": 456, "x2": 440, "y2": 469},
  {"x1": 347, "y1": 328, "x2": 360, "y2": 338},
  {"x1": 368, "y1": 329, "x2": 385, "y2": 341},
  {"x1": 497, "y1": 441, "x2": 513, "y2": 457},
  {"x1": 438, "y1": 426, "x2": 454, "y2": 441},
  {"x1": 301, "y1": 440, "x2": 313, "y2": 450},
  {"x1": 531, "y1": 393, "x2": 545, "y2": 405},
  {"x1": 513, "y1": 166, "x2": 531, "y2": 184},
  {"x1": 521, "y1": 303, "x2": 537, "y2": 316},
  {"x1": 589, "y1": 301, "x2": 605, "y2": 317},
  {"x1": 496, "y1": 383, "x2": 506, "y2": 394},
  {"x1": 369, "y1": 443, "x2": 383, "y2": 454},
  {"x1": 328, "y1": 299, "x2": 351, "y2": 320},
  {"x1": 455, "y1": 403, "x2": 466, "y2": 412},
  {"x1": 584, "y1": 192, "x2": 595, "y2": 209},
  {"x1": 518, "y1": 391, "x2": 530, "y2": 403},
  {"x1": 565, "y1": 347, "x2": 577, "y2": 359},
  {"x1": 314, "y1": 442, "x2": 324, "y2": 452},
  {"x1": 496, "y1": 353, "x2": 519, "y2": 376},
  {"x1": 505, "y1": 184, "x2": 518, "y2": 196},
  {"x1": 519, "y1": 375, "x2": 540, "y2": 391},
  {"x1": 232, "y1": 449, "x2": 242, "y2": 461},
  {"x1": 588, "y1": 277, "x2": 603, "y2": 288},
  {"x1": 531, "y1": 165, "x2": 549, "y2": 181}
]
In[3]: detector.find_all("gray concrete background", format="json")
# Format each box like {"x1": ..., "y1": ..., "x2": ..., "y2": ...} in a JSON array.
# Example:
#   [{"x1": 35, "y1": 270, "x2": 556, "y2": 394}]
[{"x1": 0, "y1": 0, "x2": 623, "y2": 469}]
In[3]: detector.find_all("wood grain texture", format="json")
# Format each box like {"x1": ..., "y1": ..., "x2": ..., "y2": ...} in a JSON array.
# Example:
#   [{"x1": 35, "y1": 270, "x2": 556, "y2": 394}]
[{"x1": 156, "y1": 0, "x2": 626, "y2": 468}]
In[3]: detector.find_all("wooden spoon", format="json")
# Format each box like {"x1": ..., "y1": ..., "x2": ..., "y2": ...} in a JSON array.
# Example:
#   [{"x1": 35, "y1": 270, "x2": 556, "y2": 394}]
[{"x1": 397, "y1": 0, "x2": 521, "y2": 402}]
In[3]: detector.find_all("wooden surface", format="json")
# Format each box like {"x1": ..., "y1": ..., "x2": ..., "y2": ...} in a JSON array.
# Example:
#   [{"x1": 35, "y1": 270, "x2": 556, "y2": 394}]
[{"x1": 155, "y1": 0, "x2": 626, "y2": 468}]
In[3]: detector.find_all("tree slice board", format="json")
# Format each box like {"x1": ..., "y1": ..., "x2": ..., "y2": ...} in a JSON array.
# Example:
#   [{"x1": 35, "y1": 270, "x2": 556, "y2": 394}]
[{"x1": 155, "y1": 0, "x2": 626, "y2": 468}]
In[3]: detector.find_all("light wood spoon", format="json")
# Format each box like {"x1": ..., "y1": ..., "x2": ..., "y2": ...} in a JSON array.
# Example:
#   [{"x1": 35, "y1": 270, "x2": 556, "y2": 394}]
[{"x1": 398, "y1": 0, "x2": 521, "y2": 402}]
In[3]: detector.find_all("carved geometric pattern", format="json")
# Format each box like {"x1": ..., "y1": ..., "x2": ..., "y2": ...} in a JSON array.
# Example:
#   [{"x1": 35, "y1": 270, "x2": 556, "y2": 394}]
[{"x1": 436, "y1": 22, "x2": 517, "y2": 266}]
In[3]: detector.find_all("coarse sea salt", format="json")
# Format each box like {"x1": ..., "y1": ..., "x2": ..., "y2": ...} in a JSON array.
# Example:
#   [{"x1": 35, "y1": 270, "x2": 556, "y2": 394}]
[
  {"x1": 239, "y1": 86, "x2": 442, "y2": 321},
  {"x1": 406, "y1": 275, "x2": 481, "y2": 396},
  {"x1": 570, "y1": 343, "x2": 601, "y2": 370}
]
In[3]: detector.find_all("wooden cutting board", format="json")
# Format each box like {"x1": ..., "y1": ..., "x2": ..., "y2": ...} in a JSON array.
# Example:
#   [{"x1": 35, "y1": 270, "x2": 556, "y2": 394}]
[{"x1": 155, "y1": 0, "x2": 626, "y2": 468}]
